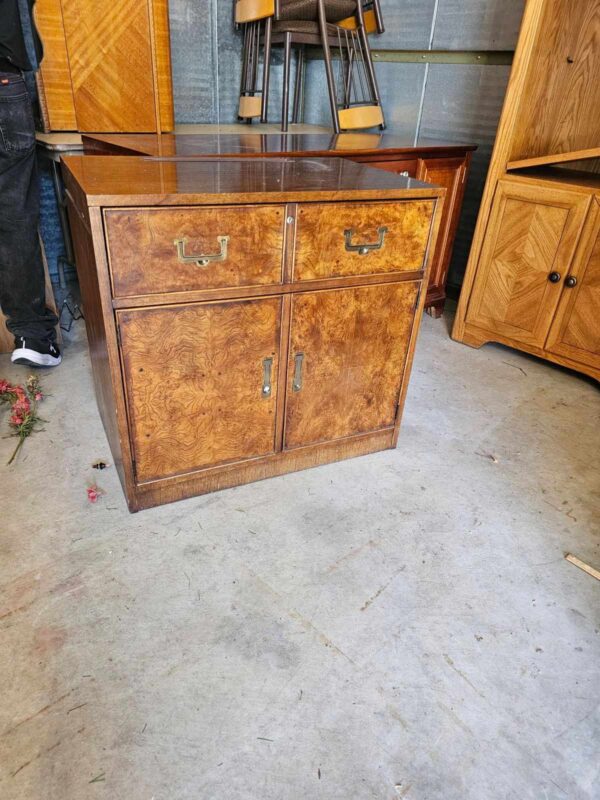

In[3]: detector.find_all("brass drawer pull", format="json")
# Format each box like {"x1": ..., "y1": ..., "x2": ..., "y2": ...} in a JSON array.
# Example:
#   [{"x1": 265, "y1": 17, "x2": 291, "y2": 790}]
[
  {"x1": 292, "y1": 352, "x2": 304, "y2": 392},
  {"x1": 173, "y1": 235, "x2": 230, "y2": 267},
  {"x1": 262, "y1": 357, "x2": 273, "y2": 398},
  {"x1": 344, "y1": 226, "x2": 388, "y2": 255}
]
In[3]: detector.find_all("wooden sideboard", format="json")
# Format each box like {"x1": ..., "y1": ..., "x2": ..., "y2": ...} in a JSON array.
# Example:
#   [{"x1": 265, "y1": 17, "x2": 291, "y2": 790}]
[
  {"x1": 80, "y1": 132, "x2": 475, "y2": 317},
  {"x1": 62, "y1": 155, "x2": 444, "y2": 511}
]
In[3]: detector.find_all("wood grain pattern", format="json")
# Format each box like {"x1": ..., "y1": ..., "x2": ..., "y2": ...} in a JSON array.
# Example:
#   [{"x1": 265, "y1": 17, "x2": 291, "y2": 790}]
[
  {"x1": 133, "y1": 428, "x2": 394, "y2": 511},
  {"x1": 118, "y1": 297, "x2": 282, "y2": 483},
  {"x1": 61, "y1": 0, "x2": 157, "y2": 132},
  {"x1": 150, "y1": 0, "x2": 174, "y2": 132},
  {"x1": 545, "y1": 196, "x2": 600, "y2": 370},
  {"x1": 465, "y1": 179, "x2": 590, "y2": 348},
  {"x1": 507, "y1": 147, "x2": 600, "y2": 172},
  {"x1": 105, "y1": 205, "x2": 285, "y2": 297},
  {"x1": 510, "y1": 0, "x2": 600, "y2": 162},
  {"x1": 293, "y1": 200, "x2": 434, "y2": 281},
  {"x1": 34, "y1": 0, "x2": 77, "y2": 131},
  {"x1": 61, "y1": 155, "x2": 446, "y2": 207},
  {"x1": 284, "y1": 282, "x2": 419, "y2": 448}
]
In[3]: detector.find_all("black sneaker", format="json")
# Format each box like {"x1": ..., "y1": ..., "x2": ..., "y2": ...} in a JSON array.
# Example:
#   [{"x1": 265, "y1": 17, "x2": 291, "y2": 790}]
[{"x1": 11, "y1": 337, "x2": 62, "y2": 368}]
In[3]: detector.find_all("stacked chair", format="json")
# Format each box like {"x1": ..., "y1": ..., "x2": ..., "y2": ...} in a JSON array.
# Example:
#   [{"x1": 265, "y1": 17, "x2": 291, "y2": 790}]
[{"x1": 235, "y1": 0, "x2": 385, "y2": 132}]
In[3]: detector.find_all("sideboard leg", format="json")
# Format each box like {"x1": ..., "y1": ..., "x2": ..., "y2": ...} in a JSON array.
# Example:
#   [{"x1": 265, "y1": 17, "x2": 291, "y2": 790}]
[{"x1": 425, "y1": 301, "x2": 445, "y2": 319}]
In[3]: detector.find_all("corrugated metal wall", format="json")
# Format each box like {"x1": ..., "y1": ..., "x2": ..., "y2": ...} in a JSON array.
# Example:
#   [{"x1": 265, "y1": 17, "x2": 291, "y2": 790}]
[{"x1": 168, "y1": 0, "x2": 525, "y2": 290}]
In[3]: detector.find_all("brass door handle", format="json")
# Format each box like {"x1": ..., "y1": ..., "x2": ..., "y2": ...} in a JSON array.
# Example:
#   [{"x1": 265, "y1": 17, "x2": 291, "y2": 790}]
[
  {"x1": 262, "y1": 357, "x2": 273, "y2": 398},
  {"x1": 174, "y1": 235, "x2": 230, "y2": 267},
  {"x1": 292, "y1": 352, "x2": 304, "y2": 392},
  {"x1": 344, "y1": 226, "x2": 388, "y2": 255}
]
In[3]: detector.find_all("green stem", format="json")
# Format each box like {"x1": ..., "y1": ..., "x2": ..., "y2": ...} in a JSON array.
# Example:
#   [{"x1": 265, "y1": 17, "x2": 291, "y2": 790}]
[{"x1": 7, "y1": 435, "x2": 25, "y2": 466}]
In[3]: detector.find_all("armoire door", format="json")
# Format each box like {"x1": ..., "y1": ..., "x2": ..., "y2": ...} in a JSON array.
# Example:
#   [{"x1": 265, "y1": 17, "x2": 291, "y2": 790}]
[
  {"x1": 545, "y1": 196, "x2": 600, "y2": 371},
  {"x1": 284, "y1": 282, "x2": 419, "y2": 449},
  {"x1": 465, "y1": 180, "x2": 590, "y2": 348},
  {"x1": 118, "y1": 297, "x2": 282, "y2": 482}
]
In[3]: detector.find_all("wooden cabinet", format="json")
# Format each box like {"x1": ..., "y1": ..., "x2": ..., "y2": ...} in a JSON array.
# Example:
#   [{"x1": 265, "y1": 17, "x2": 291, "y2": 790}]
[
  {"x1": 465, "y1": 180, "x2": 590, "y2": 348},
  {"x1": 459, "y1": 173, "x2": 600, "y2": 380},
  {"x1": 62, "y1": 155, "x2": 444, "y2": 510},
  {"x1": 453, "y1": 0, "x2": 600, "y2": 380}
]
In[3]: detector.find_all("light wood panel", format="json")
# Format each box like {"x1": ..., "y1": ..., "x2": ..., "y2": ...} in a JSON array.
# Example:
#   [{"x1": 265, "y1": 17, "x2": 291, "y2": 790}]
[
  {"x1": 61, "y1": 0, "x2": 157, "y2": 132},
  {"x1": 465, "y1": 180, "x2": 590, "y2": 348},
  {"x1": 284, "y1": 282, "x2": 419, "y2": 449},
  {"x1": 118, "y1": 297, "x2": 282, "y2": 482},
  {"x1": 545, "y1": 196, "x2": 600, "y2": 370},
  {"x1": 509, "y1": 0, "x2": 600, "y2": 162},
  {"x1": 150, "y1": 0, "x2": 175, "y2": 132},
  {"x1": 36, "y1": 0, "x2": 173, "y2": 132},
  {"x1": 507, "y1": 147, "x2": 600, "y2": 172},
  {"x1": 34, "y1": 0, "x2": 77, "y2": 131}
]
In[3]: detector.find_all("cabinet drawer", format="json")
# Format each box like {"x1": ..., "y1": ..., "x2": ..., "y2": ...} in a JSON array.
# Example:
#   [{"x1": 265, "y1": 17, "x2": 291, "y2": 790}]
[
  {"x1": 105, "y1": 205, "x2": 285, "y2": 297},
  {"x1": 293, "y1": 200, "x2": 435, "y2": 281}
]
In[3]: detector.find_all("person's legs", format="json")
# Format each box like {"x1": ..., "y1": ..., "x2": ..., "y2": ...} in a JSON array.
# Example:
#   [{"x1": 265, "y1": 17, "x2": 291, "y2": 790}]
[{"x1": 0, "y1": 71, "x2": 60, "y2": 365}]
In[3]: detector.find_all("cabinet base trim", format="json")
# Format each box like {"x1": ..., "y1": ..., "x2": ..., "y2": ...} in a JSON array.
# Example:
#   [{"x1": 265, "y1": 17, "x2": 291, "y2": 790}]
[
  {"x1": 455, "y1": 323, "x2": 600, "y2": 382},
  {"x1": 128, "y1": 428, "x2": 394, "y2": 511}
]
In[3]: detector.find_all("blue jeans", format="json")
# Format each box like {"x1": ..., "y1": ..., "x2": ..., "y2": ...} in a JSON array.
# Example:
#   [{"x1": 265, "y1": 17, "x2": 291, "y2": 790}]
[{"x1": 0, "y1": 71, "x2": 57, "y2": 344}]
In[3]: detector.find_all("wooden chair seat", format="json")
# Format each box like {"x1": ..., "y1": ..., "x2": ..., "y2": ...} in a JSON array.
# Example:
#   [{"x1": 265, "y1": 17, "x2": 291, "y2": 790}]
[
  {"x1": 278, "y1": 0, "x2": 357, "y2": 22},
  {"x1": 272, "y1": 18, "x2": 341, "y2": 35}
]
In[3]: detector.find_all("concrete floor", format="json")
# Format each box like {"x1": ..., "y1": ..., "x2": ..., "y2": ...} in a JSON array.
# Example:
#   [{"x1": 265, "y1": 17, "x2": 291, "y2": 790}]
[{"x1": 1, "y1": 304, "x2": 599, "y2": 800}]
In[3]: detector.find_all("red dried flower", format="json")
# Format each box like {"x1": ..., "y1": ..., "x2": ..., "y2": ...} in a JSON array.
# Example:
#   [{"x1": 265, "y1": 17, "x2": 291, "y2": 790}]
[{"x1": 0, "y1": 374, "x2": 46, "y2": 464}]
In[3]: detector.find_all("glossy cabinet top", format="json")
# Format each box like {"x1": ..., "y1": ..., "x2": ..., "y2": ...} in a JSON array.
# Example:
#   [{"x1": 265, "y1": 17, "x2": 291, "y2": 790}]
[
  {"x1": 82, "y1": 131, "x2": 477, "y2": 159},
  {"x1": 62, "y1": 155, "x2": 446, "y2": 206}
]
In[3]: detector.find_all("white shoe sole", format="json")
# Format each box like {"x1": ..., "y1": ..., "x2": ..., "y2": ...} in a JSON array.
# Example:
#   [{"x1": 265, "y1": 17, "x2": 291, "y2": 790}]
[{"x1": 11, "y1": 347, "x2": 62, "y2": 368}]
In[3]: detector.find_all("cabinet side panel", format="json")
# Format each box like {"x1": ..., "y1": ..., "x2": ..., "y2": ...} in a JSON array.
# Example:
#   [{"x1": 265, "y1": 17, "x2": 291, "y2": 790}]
[{"x1": 65, "y1": 204, "x2": 124, "y2": 481}]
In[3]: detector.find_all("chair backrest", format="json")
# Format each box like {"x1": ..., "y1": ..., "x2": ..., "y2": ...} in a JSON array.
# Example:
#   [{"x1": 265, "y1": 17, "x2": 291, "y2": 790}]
[{"x1": 235, "y1": 0, "x2": 275, "y2": 24}]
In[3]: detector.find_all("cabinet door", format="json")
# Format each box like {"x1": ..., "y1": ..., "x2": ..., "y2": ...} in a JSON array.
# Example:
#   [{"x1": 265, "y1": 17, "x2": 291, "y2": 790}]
[
  {"x1": 416, "y1": 157, "x2": 466, "y2": 298},
  {"x1": 465, "y1": 180, "x2": 590, "y2": 348},
  {"x1": 545, "y1": 196, "x2": 600, "y2": 371},
  {"x1": 118, "y1": 297, "x2": 281, "y2": 482},
  {"x1": 284, "y1": 282, "x2": 419, "y2": 449}
]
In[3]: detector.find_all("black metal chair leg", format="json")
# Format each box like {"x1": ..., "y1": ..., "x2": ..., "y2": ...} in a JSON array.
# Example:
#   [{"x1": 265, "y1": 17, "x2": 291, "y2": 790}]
[
  {"x1": 261, "y1": 17, "x2": 272, "y2": 122},
  {"x1": 281, "y1": 32, "x2": 292, "y2": 132},
  {"x1": 317, "y1": 0, "x2": 340, "y2": 133},
  {"x1": 292, "y1": 45, "x2": 304, "y2": 124}
]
